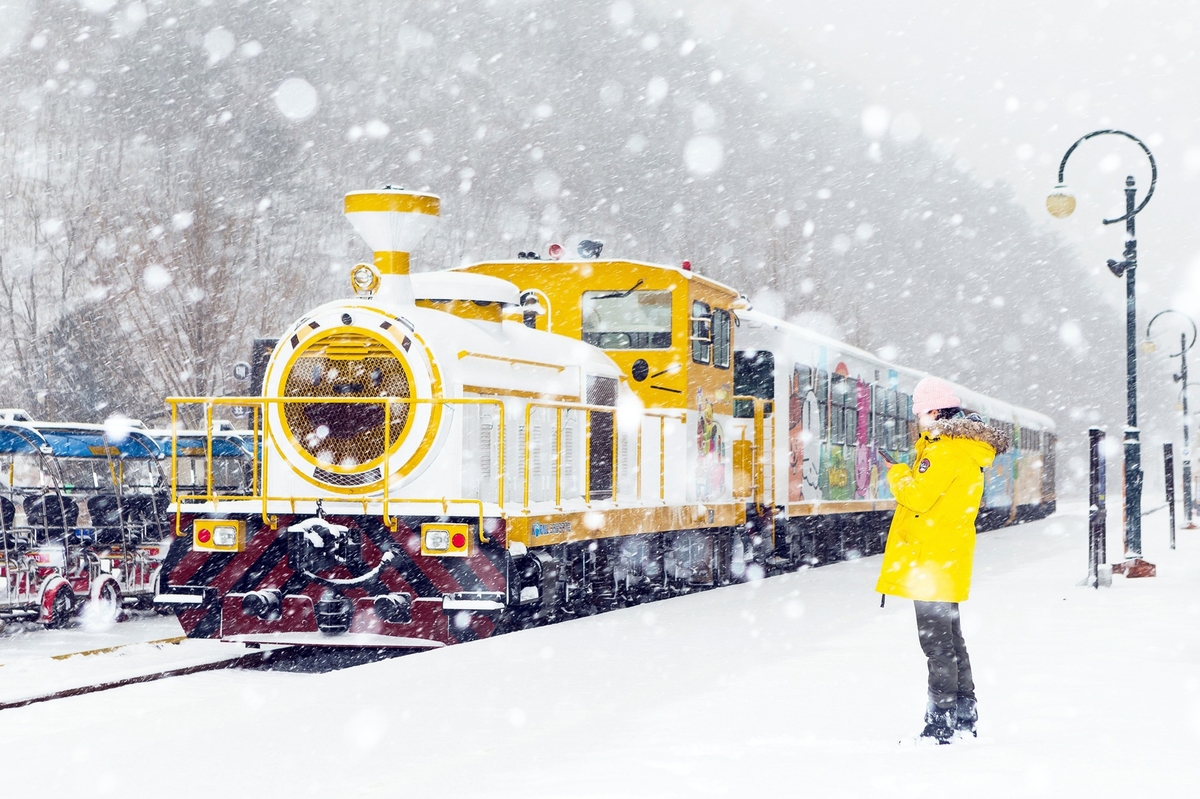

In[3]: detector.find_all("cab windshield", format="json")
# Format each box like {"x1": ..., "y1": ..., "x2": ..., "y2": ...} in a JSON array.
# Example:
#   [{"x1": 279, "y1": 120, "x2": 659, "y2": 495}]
[{"x1": 581, "y1": 290, "x2": 672, "y2": 349}]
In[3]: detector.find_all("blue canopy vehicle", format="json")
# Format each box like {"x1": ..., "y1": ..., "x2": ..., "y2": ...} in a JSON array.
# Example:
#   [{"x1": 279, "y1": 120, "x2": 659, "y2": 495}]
[
  {"x1": 0, "y1": 419, "x2": 172, "y2": 627},
  {"x1": 0, "y1": 423, "x2": 76, "y2": 627}
]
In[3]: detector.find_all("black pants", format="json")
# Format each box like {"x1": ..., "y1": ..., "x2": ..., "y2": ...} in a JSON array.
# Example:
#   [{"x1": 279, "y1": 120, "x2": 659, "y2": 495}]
[{"x1": 914, "y1": 600, "x2": 975, "y2": 710}]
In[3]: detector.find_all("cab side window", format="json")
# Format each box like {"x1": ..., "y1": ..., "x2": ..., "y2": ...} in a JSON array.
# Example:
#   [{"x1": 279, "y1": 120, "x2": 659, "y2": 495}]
[
  {"x1": 691, "y1": 301, "x2": 712, "y2": 364},
  {"x1": 712, "y1": 309, "x2": 731, "y2": 369}
]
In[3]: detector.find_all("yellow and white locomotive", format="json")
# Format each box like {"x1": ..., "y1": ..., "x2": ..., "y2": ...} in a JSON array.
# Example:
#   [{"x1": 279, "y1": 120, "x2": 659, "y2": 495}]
[{"x1": 156, "y1": 187, "x2": 1055, "y2": 647}]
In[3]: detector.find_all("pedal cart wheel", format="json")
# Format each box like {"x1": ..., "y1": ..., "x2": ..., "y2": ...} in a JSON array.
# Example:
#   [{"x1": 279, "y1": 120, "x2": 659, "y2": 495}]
[
  {"x1": 91, "y1": 578, "x2": 122, "y2": 624},
  {"x1": 44, "y1": 585, "x2": 75, "y2": 629}
]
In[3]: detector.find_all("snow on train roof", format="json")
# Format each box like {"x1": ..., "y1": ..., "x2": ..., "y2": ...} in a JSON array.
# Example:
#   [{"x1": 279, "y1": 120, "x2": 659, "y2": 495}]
[
  {"x1": 737, "y1": 306, "x2": 1056, "y2": 432},
  {"x1": 411, "y1": 271, "x2": 520, "y2": 305},
  {"x1": 456, "y1": 259, "x2": 742, "y2": 298}
]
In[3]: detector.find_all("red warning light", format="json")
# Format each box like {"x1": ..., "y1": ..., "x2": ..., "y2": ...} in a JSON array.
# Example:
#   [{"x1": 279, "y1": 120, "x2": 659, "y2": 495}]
[
  {"x1": 451, "y1": 532, "x2": 467, "y2": 549},
  {"x1": 547, "y1": 243, "x2": 563, "y2": 260},
  {"x1": 681, "y1": 260, "x2": 692, "y2": 271},
  {"x1": 197, "y1": 529, "x2": 212, "y2": 544}
]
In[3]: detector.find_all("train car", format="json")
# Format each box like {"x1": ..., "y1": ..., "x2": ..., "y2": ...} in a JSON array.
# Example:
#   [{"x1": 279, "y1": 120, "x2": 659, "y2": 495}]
[
  {"x1": 0, "y1": 419, "x2": 173, "y2": 626},
  {"x1": 726, "y1": 310, "x2": 1056, "y2": 566},
  {"x1": 155, "y1": 187, "x2": 1056, "y2": 648}
]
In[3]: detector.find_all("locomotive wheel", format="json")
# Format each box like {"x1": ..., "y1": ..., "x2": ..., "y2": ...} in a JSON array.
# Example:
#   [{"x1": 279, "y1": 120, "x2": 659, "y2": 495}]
[{"x1": 45, "y1": 587, "x2": 75, "y2": 629}]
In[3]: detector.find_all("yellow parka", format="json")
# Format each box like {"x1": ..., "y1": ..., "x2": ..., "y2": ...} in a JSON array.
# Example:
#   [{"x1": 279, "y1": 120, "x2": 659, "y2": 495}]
[{"x1": 875, "y1": 417, "x2": 1009, "y2": 603}]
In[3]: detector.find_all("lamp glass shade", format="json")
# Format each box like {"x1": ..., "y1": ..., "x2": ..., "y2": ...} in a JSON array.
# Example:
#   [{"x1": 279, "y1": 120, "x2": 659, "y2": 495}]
[{"x1": 1046, "y1": 185, "x2": 1076, "y2": 218}]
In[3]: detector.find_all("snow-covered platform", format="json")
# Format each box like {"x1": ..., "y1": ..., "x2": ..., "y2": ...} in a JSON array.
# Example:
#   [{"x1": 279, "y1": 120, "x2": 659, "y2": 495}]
[
  {"x1": 3, "y1": 502, "x2": 1198, "y2": 797},
  {"x1": 0, "y1": 613, "x2": 266, "y2": 708}
]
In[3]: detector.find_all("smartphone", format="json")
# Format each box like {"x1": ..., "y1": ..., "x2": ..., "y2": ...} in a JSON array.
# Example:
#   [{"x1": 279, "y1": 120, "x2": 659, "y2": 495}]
[{"x1": 878, "y1": 448, "x2": 898, "y2": 465}]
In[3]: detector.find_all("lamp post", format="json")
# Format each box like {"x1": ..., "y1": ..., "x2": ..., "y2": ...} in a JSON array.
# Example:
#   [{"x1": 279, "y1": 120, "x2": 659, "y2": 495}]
[
  {"x1": 1181, "y1": 383, "x2": 1200, "y2": 528},
  {"x1": 1145, "y1": 310, "x2": 1197, "y2": 526},
  {"x1": 1048, "y1": 130, "x2": 1158, "y2": 559}
]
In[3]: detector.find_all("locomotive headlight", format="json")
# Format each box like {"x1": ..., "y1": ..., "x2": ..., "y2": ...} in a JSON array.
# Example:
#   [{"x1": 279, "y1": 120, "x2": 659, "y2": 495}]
[
  {"x1": 193, "y1": 519, "x2": 246, "y2": 552},
  {"x1": 420, "y1": 523, "x2": 470, "y2": 557},
  {"x1": 350, "y1": 262, "x2": 381, "y2": 296},
  {"x1": 424, "y1": 528, "x2": 450, "y2": 551},
  {"x1": 212, "y1": 525, "x2": 238, "y2": 547}
]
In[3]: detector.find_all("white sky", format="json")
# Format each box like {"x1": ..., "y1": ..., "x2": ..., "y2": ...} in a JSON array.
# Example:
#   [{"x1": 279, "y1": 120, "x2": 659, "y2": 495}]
[{"x1": 657, "y1": 0, "x2": 1200, "y2": 332}]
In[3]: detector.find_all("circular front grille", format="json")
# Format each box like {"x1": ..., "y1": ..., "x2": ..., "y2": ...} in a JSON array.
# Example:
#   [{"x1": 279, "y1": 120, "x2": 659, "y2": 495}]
[{"x1": 282, "y1": 332, "x2": 412, "y2": 472}]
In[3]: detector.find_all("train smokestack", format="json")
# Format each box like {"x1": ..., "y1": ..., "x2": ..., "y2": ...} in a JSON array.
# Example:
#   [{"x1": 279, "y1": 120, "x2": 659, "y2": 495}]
[{"x1": 343, "y1": 188, "x2": 440, "y2": 305}]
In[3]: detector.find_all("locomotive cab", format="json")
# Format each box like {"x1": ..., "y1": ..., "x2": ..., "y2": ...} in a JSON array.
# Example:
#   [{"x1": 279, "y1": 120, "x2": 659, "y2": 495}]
[{"x1": 455, "y1": 260, "x2": 742, "y2": 417}]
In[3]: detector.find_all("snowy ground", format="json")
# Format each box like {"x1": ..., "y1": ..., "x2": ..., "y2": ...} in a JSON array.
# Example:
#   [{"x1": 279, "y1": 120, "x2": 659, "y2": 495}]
[
  {"x1": 0, "y1": 613, "x2": 265, "y2": 704},
  {"x1": 2, "y1": 502, "x2": 1199, "y2": 797}
]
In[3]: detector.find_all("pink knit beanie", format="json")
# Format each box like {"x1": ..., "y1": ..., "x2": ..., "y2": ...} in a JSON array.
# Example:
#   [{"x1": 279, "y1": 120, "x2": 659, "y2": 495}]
[{"x1": 912, "y1": 376, "x2": 961, "y2": 415}]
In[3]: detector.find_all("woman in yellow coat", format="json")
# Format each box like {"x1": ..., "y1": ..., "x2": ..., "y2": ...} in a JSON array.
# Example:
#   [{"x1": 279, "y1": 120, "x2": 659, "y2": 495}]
[{"x1": 876, "y1": 376, "x2": 1009, "y2": 743}]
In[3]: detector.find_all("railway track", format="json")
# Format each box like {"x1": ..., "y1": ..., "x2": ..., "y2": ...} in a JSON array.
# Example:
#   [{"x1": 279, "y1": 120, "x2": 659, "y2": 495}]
[
  {"x1": 0, "y1": 647, "x2": 274, "y2": 711},
  {"x1": 0, "y1": 638, "x2": 413, "y2": 712}
]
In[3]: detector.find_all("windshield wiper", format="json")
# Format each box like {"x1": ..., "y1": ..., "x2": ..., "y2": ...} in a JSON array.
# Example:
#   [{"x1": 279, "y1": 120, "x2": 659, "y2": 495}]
[{"x1": 594, "y1": 279, "x2": 644, "y2": 300}]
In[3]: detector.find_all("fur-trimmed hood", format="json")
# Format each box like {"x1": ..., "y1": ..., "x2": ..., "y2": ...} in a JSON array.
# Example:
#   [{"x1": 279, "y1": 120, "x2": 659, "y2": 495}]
[{"x1": 929, "y1": 417, "x2": 1011, "y2": 455}]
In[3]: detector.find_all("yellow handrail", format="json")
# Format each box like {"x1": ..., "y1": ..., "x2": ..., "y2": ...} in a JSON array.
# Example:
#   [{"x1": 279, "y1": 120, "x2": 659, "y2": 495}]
[
  {"x1": 166, "y1": 395, "x2": 683, "y2": 534},
  {"x1": 171, "y1": 402, "x2": 180, "y2": 539},
  {"x1": 733, "y1": 395, "x2": 774, "y2": 509},
  {"x1": 521, "y1": 399, "x2": 683, "y2": 513},
  {"x1": 382, "y1": 399, "x2": 392, "y2": 529},
  {"x1": 205, "y1": 402, "x2": 215, "y2": 499},
  {"x1": 166, "y1": 396, "x2": 505, "y2": 536},
  {"x1": 555, "y1": 406, "x2": 563, "y2": 509}
]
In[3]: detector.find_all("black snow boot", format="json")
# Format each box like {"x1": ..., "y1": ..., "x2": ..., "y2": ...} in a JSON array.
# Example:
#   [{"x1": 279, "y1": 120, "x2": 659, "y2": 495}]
[
  {"x1": 920, "y1": 705, "x2": 955, "y2": 744},
  {"x1": 955, "y1": 696, "x2": 978, "y2": 737}
]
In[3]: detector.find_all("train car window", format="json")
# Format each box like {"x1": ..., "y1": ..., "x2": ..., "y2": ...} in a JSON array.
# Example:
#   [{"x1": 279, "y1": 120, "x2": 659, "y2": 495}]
[
  {"x1": 882, "y1": 389, "x2": 894, "y2": 450},
  {"x1": 793, "y1": 364, "x2": 813, "y2": 397},
  {"x1": 864, "y1": 384, "x2": 872, "y2": 442},
  {"x1": 903, "y1": 394, "x2": 914, "y2": 448},
  {"x1": 712, "y1": 309, "x2": 731, "y2": 369},
  {"x1": 830, "y1": 374, "x2": 845, "y2": 445},
  {"x1": 845, "y1": 383, "x2": 859, "y2": 446},
  {"x1": 817, "y1": 370, "x2": 830, "y2": 442},
  {"x1": 734, "y1": 350, "x2": 774, "y2": 418},
  {"x1": 872, "y1": 385, "x2": 885, "y2": 444},
  {"x1": 889, "y1": 389, "x2": 903, "y2": 450},
  {"x1": 581, "y1": 290, "x2": 673, "y2": 350},
  {"x1": 690, "y1": 301, "x2": 712, "y2": 364}
]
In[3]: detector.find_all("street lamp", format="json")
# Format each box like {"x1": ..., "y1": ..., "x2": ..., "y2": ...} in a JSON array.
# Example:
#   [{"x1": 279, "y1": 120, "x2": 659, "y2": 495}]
[
  {"x1": 1145, "y1": 310, "x2": 1197, "y2": 525},
  {"x1": 1049, "y1": 130, "x2": 1158, "y2": 560}
]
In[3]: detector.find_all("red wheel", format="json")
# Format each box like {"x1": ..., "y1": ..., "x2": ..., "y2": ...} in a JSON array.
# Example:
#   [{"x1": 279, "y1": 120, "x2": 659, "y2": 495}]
[{"x1": 44, "y1": 586, "x2": 75, "y2": 629}]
